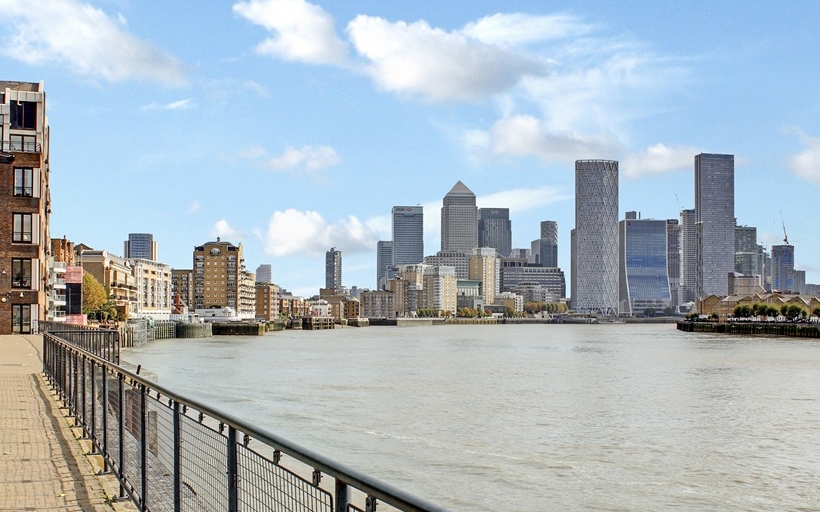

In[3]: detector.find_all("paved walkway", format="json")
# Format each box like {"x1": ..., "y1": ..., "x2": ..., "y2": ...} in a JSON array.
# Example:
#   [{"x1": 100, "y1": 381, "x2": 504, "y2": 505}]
[{"x1": 0, "y1": 334, "x2": 133, "y2": 511}]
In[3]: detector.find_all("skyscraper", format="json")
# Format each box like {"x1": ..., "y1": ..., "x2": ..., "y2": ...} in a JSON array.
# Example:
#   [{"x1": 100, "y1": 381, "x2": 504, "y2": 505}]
[
  {"x1": 679, "y1": 209, "x2": 697, "y2": 304},
  {"x1": 255, "y1": 264, "x2": 272, "y2": 284},
  {"x1": 325, "y1": 247, "x2": 342, "y2": 291},
  {"x1": 666, "y1": 219, "x2": 681, "y2": 308},
  {"x1": 376, "y1": 241, "x2": 393, "y2": 289},
  {"x1": 441, "y1": 181, "x2": 477, "y2": 253},
  {"x1": 478, "y1": 208, "x2": 511, "y2": 258},
  {"x1": 695, "y1": 153, "x2": 735, "y2": 298},
  {"x1": 573, "y1": 160, "x2": 619, "y2": 315},
  {"x1": 771, "y1": 244, "x2": 795, "y2": 292},
  {"x1": 539, "y1": 221, "x2": 559, "y2": 267},
  {"x1": 734, "y1": 225, "x2": 761, "y2": 282},
  {"x1": 124, "y1": 233, "x2": 158, "y2": 261},
  {"x1": 618, "y1": 214, "x2": 671, "y2": 316},
  {"x1": 392, "y1": 206, "x2": 424, "y2": 266}
]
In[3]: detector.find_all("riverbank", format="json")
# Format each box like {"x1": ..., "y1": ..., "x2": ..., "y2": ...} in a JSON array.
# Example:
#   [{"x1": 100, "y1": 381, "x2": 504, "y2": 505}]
[{"x1": 677, "y1": 320, "x2": 820, "y2": 338}]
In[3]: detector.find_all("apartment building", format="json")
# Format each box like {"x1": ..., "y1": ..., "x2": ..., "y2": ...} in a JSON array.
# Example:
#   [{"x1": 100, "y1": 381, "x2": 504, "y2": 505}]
[{"x1": 193, "y1": 239, "x2": 255, "y2": 317}]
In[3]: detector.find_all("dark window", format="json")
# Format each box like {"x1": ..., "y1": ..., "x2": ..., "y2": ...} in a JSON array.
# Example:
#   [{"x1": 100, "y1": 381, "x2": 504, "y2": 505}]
[
  {"x1": 11, "y1": 259, "x2": 31, "y2": 288},
  {"x1": 12, "y1": 304, "x2": 31, "y2": 334},
  {"x1": 13, "y1": 213, "x2": 32, "y2": 242},
  {"x1": 14, "y1": 168, "x2": 33, "y2": 197},
  {"x1": 10, "y1": 101, "x2": 37, "y2": 130}
]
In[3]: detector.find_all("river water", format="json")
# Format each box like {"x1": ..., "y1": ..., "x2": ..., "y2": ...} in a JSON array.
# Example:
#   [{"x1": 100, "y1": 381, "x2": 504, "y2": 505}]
[{"x1": 122, "y1": 324, "x2": 820, "y2": 511}]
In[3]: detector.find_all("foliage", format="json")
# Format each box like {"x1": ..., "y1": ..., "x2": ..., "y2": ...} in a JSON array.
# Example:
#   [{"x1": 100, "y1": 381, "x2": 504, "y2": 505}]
[
  {"x1": 780, "y1": 303, "x2": 808, "y2": 321},
  {"x1": 643, "y1": 308, "x2": 656, "y2": 318},
  {"x1": 82, "y1": 272, "x2": 107, "y2": 315},
  {"x1": 662, "y1": 307, "x2": 676, "y2": 316},
  {"x1": 813, "y1": 306, "x2": 820, "y2": 318},
  {"x1": 523, "y1": 302, "x2": 567, "y2": 314}
]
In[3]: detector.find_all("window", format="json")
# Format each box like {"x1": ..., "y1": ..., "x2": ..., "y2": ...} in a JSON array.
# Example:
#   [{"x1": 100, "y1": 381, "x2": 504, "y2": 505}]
[
  {"x1": 14, "y1": 168, "x2": 33, "y2": 197},
  {"x1": 13, "y1": 213, "x2": 33, "y2": 243},
  {"x1": 12, "y1": 304, "x2": 31, "y2": 334},
  {"x1": 11, "y1": 259, "x2": 31, "y2": 288},
  {"x1": 9, "y1": 134, "x2": 36, "y2": 152},
  {"x1": 10, "y1": 101, "x2": 37, "y2": 130}
]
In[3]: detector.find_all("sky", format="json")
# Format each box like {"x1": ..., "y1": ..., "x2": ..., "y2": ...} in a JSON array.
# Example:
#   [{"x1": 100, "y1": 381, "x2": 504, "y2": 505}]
[{"x1": 3, "y1": 0, "x2": 820, "y2": 297}]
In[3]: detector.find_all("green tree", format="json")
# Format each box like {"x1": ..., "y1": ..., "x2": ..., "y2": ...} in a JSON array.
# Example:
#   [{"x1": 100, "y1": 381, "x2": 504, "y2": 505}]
[
  {"x1": 82, "y1": 272, "x2": 107, "y2": 315},
  {"x1": 643, "y1": 308, "x2": 657, "y2": 318}
]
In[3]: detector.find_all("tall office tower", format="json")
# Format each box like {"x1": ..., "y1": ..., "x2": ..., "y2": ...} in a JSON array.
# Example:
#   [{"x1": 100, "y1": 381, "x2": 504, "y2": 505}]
[
  {"x1": 0, "y1": 81, "x2": 50, "y2": 334},
  {"x1": 325, "y1": 247, "x2": 342, "y2": 291},
  {"x1": 794, "y1": 270, "x2": 806, "y2": 294},
  {"x1": 539, "y1": 221, "x2": 558, "y2": 267},
  {"x1": 255, "y1": 264, "x2": 272, "y2": 284},
  {"x1": 376, "y1": 241, "x2": 393, "y2": 289},
  {"x1": 679, "y1": 209, "x2": 697, "y2": 304},
  {"x1": 771, "y1": 244, "x2": 795, "y2": 292},
  {"x1": 734, "y1": 225, "x2": 759, "y2": 279},
  {"x1": 695, "y1": 153, "x2": 735, "y2": 298},
  {"x1": 441, "y1": 181, "x2": 477, "y2": 253},
  {"x1": 469, "y1": 247, "x2": 498, "y2": 305},
  {"x1": 124, "y1": 233, "x2": 158, "y2": 261},
  {"x1": 478, "y1": 208, "x2": 512, "y2": 258},
  {"x1": 193, "y1": 238, "x2": 252, "y2": 315},
  {"x1": 392, "y1": 206, "x2": 424, "y2": 266},
  {"x1": 666, "y1": 219, "x2": 681, "y2": 308},
  {"x1": 618, "y1": 215, "x2": 672, "y2": 316},
  {"x1": 573, "y1": 160, "x2": 619, "y2": 315},
  {"x1": 530, "y1": 239, "x2": 541, "y2": 264}
]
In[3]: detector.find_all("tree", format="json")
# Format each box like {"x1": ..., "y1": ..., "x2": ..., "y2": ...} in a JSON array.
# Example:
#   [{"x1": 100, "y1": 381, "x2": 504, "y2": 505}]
[
  {"x1": 643, "y1": 308, "x2": 656, "y2": 318},
  {"x1": 82, "y1": 272, "x2": 107, "y2": 315},
  {"x1": 662, "y1": 307, "x2": 676, "y2": 316}
]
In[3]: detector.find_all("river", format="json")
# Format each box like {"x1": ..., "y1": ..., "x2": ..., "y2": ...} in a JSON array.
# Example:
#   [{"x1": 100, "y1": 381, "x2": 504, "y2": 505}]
[{"x1": 121, "y1": 323, "x2": 820, "y2": 511}]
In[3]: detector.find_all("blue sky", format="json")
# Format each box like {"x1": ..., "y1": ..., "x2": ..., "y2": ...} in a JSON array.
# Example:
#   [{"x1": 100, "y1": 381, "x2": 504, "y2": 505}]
[{"x1": 3, "y1": 0, "x2": 820, "y2": 297}]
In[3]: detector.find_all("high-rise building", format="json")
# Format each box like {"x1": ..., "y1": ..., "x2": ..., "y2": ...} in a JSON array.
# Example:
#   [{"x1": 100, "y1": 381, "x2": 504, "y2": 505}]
[
  {"x1": 422, "y1": 265, "x2": 457, "y2": 314},
  {"x1": 695, "y1": 153, "x2": 735, "y2": 298},
  {"x1": 734, "y1": 225, "x2": 759, "y2": 277},
  {"x1": 573, "y1": 160, "x2": 619, "y2": 315},
  {"x1": 124, "y1": 233, "x2": 158, "y2": 261},
  {"x1": 325, "y1": 247, "x2": 342, "y2": 291},
  {"x1": 539, "y1": 221, "x2": 558, "y2": 267},
  {"x1": 441, "y1": 181, "x2": 477, "y2": 253},
  {"x1": 376, "y1": 241, "x2": 393, "y2": 289},
  {"x1": 618, "y1": 215, "x2": 672, "y2": 316},
  {"x1": 392, "y1": 206, "x2": 424, "y2": 266},
  {"x1": 469, "y1": 247, "x2": 498, "y2": 305},
  {"x1": 0, "y1": 81, "x2": 51, "y2": 334},
  {"x1": 478, "y1": 208, "x2": 511, "y2": 258},
  {"x1": 794, "y1": 269, "x2": 806, "y2": 294},
  {"x1": 255, "y1": 264, "x2": 272, "y2": 284},
  {"x1": 679, "y1": 209, "x2": 697, "y2": 304},
  {"x1": 193, "y1": 238, "x2": 254, "y2": 316},
  {"x1": 424, "y1": 251, "x2": 469, "y2": 280},
  {"x1": 666, "y1": 219, "x2": 681, "y2": 308},
  {"x1": 771, "y1": 244, "x2": 795, "y2": 292}
]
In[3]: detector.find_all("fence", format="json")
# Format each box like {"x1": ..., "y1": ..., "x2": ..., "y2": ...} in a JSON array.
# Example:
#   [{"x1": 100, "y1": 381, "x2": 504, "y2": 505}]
[
  {"x1": 39, "y1": 320, "x2": 120, "y2": 364},
  {"x1": 42, "y1": 331, "x2": 450, "y2": 512}
]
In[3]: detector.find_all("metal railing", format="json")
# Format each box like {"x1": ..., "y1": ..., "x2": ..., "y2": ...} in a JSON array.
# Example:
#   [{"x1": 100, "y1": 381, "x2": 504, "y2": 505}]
[
  {"x1": 39, "y1": 321, "x2": 120, "y2": 364},
  {"x1": 42, "y1": 331, "x2": 450, "y2": 512},
  {"x1": 0, "y1": 140, "x2": 41, "y2": 152}
]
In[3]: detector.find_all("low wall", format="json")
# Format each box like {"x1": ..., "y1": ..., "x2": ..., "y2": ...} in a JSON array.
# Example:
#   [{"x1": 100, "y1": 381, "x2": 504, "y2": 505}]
[{"x1": 677, "y1": 320, "x2": 820, "y2": 338}]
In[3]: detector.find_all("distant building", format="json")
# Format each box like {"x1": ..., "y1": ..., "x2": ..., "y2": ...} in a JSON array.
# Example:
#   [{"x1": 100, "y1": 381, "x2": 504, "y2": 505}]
[
  {"x1": 469, "y1": 247, "x2": 498, "y2": 306},
  {"x1": 171, "y1": 269, "x2": 193, "y2": 310},
  {"x1": 360, "y1": 290, "x2": 395, "y2": 319},
  {"x1": 666, "y1": 219, "x2": 681, "y2": 308},
  {"x1": 572, "y1": 160, "x2": 619, "y2": 315},
  {"x1": 255, "y1": 264, "x2": 272, "y2": 284},
  {"x1": 679, "y1": 208, "x2": 697, "y2": 304},
  {"x1": 424, "y1": 251, "x2": 469, "y2": 280},
  {"x1": 478, "y1": 208, "x2": 512, "y2": 258},
  {"x1": 618, "y1": 215, "x2": 672, "y2": 316},
  {"x1": 255, "y1": 283, "x2": 280, "y2": 321},
  {"x1": 695, "y1": 153, "x2": 735, "y2": 298},
  {"x1": 771, "y1": 244, "x2": 795, "y2": 292},
  {"x1": 0, "y1": 80, "x2": 51, "y2": 334},
  {"x1": 422, "y1": 265, "x2": 457, "y2": 314},
  {"x1": 392, "y1": 206, "x2": 424, "y2": 266},
  {"x1": 376, "y1": 241, "x2": 393, "y2": 289},
  {"x1": 130, "y1": 258, "x2": 172, "y2": 319},
  {"x1": 390, "y1": 264, "x2": 425, "y2": 317},
  {"x1": 539, "y1": 221, "x2": 559, "y2": 267},
  {"x1": 794, "y1": 270, "x2": 806, "y2": 295},
  {"x1": 124, "y1": 233, "x2": 158, "y2": 261},
  {"x1": 441, "y1": 181, "x2": 477, "y2": 253},
  {"x1": 77, "y1": 249, "x2": 138, "y2": 318},
  {"x1": 325, "y1": 247, "x2": 342, "y2": 291},
  {"x1": 192, "y1": 238, "x2": 254, "y2": 317}
]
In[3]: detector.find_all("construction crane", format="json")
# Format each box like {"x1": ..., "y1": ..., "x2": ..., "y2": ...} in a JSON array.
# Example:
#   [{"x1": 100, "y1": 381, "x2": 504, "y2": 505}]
[{"x1": 780, "y1": 211, "x2": 789, "y2": 245}]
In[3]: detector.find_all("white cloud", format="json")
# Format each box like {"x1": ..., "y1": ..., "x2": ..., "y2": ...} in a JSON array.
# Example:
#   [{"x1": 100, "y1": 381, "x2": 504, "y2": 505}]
[
  {"x1": 187, "y1": 201, "x2": 201, "y2": 214},
  {"x1": 233, "y1": 0, "x2": 348, "y2": 65},
  {"x1": 266, "y1": 145, "x2": 340, "y2": 172},
  {"x1": 262, "y1": 209, "x2": 378, "y2": 256},
  {"x1": 0, "y1": 0, "x2": 187, "y2": 85},
  {"x1": 210, "y1": 220, "x2": 244, "y2": 241},
  {"x1": 142, "y1": 98, "x2": 194, "y2": 111},
  {"x1": 789, "y1": 132, "x2": 820, "y2": 186},
  {"x1": 478, "y1": 186, "x2": 570, "y2": 213},
  {"x1": 622, "y1": 143, "x2": 701, "y2": 178},
  {"x1": 346, "y1": 15, "x2": 544, "y2": 102},
  {"x1": 462, "y1": 13, "x2": 595, "y2": 46}
]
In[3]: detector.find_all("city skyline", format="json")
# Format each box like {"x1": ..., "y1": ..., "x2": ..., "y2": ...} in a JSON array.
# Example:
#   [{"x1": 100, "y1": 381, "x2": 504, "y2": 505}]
[{"x1": 2, "y1": 1, "x2": 820, "y2": 296}]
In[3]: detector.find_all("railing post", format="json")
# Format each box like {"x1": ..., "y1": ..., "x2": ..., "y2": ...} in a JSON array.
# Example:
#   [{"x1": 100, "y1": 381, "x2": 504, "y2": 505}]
[
  {"x1": 80, "y1": 353, "x2": 86, "y2": 431},
  {"x1": 227, "y1": 425, "x2": 239, "y2": 512},
  {"x1": 90, "y1": 360, "x2": 97, "y2": 449},
  {"x1": 335, "y1": 479, "x2": 349, "y2": 512},
  {"x1": 118, "y1": 373, "x2": 127, "y2": 499},
  {"x1": 101, "y1": 366, "x2": 109, "y2": 473},
  {"x1": 173, "y1": 401, "x2": 181, "y2": 512},
  {"x1": 140, "y1": 384, "x2": 148, "y2": 512}
]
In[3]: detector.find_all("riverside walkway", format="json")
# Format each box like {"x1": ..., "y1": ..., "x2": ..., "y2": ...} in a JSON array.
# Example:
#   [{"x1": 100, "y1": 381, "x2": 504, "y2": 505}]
[{"x1": 0, "y1": 334, "x2": 132, "y2": 512}]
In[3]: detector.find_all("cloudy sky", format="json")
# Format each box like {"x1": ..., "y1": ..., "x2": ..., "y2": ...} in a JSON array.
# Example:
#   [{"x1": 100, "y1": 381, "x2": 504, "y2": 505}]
[{"x1": 3, "y1": 0, "x2": 820, "y2": 296}]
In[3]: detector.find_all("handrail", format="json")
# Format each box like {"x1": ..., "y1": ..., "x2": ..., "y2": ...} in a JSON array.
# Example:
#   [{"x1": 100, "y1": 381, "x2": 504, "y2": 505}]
[{"x1": 42, "y1": 331, "x2": 450, "y2": 512}]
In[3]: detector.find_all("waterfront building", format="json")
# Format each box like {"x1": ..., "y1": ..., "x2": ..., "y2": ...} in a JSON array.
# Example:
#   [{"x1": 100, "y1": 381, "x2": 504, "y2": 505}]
[
  {"x1": 192, "y1": 238, "x2": 254, "y2": 317},
  {"x1": 376, "y1": 241, "x2": 393, "y2": 289},
  {"x1": 679, "y1": 209, "x2": 697, "y2": 304},
  {"x1": 456, "y1": 280, "x2": 483, "y2": 312},
  {"x1": 255, "y1": 264, "x2": 272, "y2": 284},
  {"x1": 572, "y1": 160, "x2": 619, "y2": 315},
  {"x1": 171, "y1": 269, "x2": 193, "y2": 309},
  {"x1": 255, "y1": 283, "x2": 280, "y2": 321},
  {"x1": 469, "y1": 247, "x2": 498, "y2": 306},
  {"x1": 390, "y1": 264, "x2": 426, "y2": 317},
  {"x1": 77, "y1": 248, "x2": 138, "y2": 318},
  {"x1": 360, "y1": 290, "x2": 395, "y2": 319},
  {"x1": 422, "y1": 265, "x2": 457, "y2": 315},
  {"x1": 130, "y1": 258, "x2": 172, "y2": 320},
  {"x1": 392, "y1": 206, "x2": 424, "y2": 266},
  {"x1": 539, "y1": 221, "x2": 559, "y2": 267},
  {"x1": 424, "y1": 251, "x2": 469, "y2": 280},
  {"x1": 0, "y1": 80, "x2": 50, "y2": 334},
  {"x1": 666, "y1": 219, "x2": 681, "y2": 308},
  {"x1": 771, "y1": 244, "x2": 795, "y2": 292},
  {"x1": 695, "y1": 153, "x2": 735, "y2": 298},
  {"x1": 500, "y1": 257, "x2": 566, "y2": 301},
  {"x1": 325, "y1": 247, "x2": 342, "y2": 291},
  {"x1": 123, "y1": 233, "x2": 157, "y2": 261},
  {"x1": 495, "y1": 292, "x2": 524, "y2": 314},
  {"x1": 618, "y1": 214, "x2": 672, "y2": 316},
  {"x1": 478, "y1": 208, "x2": 512, "y2": 258},
  {"x1": 441, "y1": 181, "x2": 477, "y2": 254}
]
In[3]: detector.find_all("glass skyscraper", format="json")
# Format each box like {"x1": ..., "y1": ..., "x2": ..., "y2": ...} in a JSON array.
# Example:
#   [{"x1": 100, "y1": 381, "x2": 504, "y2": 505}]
[
  {"x1": 124, "y1": 233, "x2": 157, "y2": 261},
  {"x1": 619, "y1": 215, "x2": 672, "y2": 316},
  {"x1": 771, "y1": 244, "x2": 795, "y2": 292},
  {"x1": 539, "y1": 220, "x2": 558, "y2": 267},
  {"x1": 391, "y1": 206, "x2": 424, "y2": 266},
  {"x1": 695, "y1": 153, "x2": 735, "y2": 298},
  {"x1": 441, "y1": 181, "x2": 477, "y2": 254},
  {"x1": 325, "y1": 247, "x2": 342, "y2": 291},
  {"x1": 478, "y1": 208, "x2": 511, "y2": 258}
]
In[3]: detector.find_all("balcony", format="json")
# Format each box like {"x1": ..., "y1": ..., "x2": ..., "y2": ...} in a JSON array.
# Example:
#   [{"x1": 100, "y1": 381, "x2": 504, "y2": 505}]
[{"x1": 1, "y1": 140, "x2": 41, "y2": 153}]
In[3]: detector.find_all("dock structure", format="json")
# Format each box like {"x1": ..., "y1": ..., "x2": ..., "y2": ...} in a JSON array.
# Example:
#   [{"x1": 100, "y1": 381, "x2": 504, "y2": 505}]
[{"x1": 677, "y1": 320, "x2": 820, "y2": 338}]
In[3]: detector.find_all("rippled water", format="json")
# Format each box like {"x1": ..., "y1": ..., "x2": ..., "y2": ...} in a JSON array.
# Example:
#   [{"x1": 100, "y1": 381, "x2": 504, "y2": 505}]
[{"x1": 122, "y1": 324, "x2": 820, "y2": 511}]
